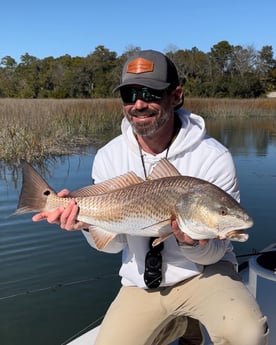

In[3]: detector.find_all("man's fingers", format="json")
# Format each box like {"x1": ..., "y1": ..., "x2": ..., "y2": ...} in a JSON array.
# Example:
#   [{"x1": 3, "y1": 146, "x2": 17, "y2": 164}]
[
  {"x1": 60, "y1": 200, "x2": 80, "y2": 230},
  {"x1": 32, "y1": 207, "x2": 64, "y2": 224},
  {"x1": 32, "y1": 213, "x2": 48, "y2": 222},
  {"x1": 57, "y1": 189, "x2": 70, "y2": 197},
  {"x1": 31, "y1": 198, "x2": 87, "y2": 232}
]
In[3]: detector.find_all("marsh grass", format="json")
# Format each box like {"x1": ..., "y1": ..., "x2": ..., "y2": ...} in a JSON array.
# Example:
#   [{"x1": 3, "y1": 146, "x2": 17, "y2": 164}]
[
  {"x1": 0, "y1": 97, "x2": 276, "y2": 163},
  {"x1": 185, "y1": 97, "x2": 276, "y2": 118},
  {"x1": 0, "y1": 98, "x2": 122, "y2": 163}
]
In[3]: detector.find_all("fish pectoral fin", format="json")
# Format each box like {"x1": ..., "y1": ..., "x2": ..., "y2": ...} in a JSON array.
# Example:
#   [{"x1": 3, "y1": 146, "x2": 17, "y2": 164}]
[
  {"x1": 141, "y1": 219, "x2": 173, "y2": 243},
  {"x1": 142, "y1": 219, "x2": 172, "y2": 231},
  {"x1": 88, "y1": 226, "x2": 117, "y2": 250},
  {"x1": 141, "y1": 218, "x2": 173, "y2": 246},
  {"x1": 152, "y1": 233, "x2": 174, "y2": 247}
]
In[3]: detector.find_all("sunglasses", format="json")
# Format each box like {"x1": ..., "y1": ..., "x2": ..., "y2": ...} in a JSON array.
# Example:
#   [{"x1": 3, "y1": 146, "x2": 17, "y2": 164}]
[{"x1": 120, "y1": 87, "x2": 165, "y2": 104}]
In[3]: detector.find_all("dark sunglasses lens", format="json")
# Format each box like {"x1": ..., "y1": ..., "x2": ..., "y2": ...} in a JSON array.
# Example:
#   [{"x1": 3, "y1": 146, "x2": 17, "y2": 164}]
[
  {"x1": 141, "y1": 88, "x2": 163, "y2": 102},
  {"x1": 120, "y1": 88, "x2": 137, "y2": 103},
  {"x1": 120, "y1": 87, "x2": 164, "y2": 103}
]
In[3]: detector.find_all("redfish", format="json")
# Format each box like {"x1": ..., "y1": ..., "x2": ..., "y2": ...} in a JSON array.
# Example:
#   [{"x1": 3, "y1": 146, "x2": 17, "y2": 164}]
[{"x1": 15, "y1": 159, "x2": 253, "y2": 249}]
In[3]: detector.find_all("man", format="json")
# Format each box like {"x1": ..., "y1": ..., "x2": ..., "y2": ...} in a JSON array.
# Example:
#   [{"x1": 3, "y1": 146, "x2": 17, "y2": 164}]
[{"x1": 33, "y1": 50, "x2": 268, "y2": 345}]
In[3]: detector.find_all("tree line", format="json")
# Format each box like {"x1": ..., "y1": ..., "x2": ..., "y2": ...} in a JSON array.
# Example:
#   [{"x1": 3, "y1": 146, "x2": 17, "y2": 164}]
[{"x1": 0, "y1": 41, "x2": 275, "y2": 99}]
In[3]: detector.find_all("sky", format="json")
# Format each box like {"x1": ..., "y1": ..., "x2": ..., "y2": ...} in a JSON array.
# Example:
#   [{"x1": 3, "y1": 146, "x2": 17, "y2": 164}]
[{"x1": 1, "y1": 0, "x2": 276, "y2": 63}]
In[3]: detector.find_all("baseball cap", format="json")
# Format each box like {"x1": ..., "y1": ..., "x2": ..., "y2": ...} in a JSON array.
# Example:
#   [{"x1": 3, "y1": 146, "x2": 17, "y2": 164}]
[{"x1": 113, "y1": 50, "x2": 180, "y2": 92}]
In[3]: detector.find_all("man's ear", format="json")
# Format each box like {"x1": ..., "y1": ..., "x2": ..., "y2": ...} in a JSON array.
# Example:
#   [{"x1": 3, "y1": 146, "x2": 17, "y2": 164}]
[{"x1": 172, "y1": 86, "x2": 184, "y2": 109}]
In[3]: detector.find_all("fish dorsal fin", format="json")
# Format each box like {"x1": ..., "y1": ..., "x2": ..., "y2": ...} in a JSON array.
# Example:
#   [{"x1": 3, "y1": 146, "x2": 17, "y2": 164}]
[
  {"x1": 147, "y1": 158, "x2": 181, "y2": 180},
  {"x1": 69, "y1": 172, "x2": 144, "y2": 197}
]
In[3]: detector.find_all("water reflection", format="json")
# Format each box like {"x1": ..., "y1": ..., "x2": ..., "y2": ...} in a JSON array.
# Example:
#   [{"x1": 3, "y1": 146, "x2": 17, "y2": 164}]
[
  {"x1": 206, "y1": 117, "x2": 276, "y2": 256},
  {"x1": 206, "y1": 118, "x2": 276, "y2": 157}
]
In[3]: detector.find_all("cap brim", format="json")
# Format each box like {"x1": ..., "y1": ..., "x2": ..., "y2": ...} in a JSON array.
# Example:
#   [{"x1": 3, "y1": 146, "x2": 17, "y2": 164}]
[{"x1": 113, "y1": 79, "x2": 170, "y2": 93}]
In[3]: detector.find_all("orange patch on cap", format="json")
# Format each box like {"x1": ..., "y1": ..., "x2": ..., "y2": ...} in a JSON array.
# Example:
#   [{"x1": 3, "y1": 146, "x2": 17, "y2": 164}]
[{"x1": 127, "y1": 58, "x2": 154, "y2": 74}]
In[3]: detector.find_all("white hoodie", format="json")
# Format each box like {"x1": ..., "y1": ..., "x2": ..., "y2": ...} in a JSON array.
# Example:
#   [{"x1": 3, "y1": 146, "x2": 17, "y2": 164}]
[{"x1": 82, "y1": 109, "x2": 240, "y2": 288}]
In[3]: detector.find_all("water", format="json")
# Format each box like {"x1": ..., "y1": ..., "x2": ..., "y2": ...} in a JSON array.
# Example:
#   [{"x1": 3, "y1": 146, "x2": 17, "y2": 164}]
[
  {"x1": 0, "y1": 154, "x2": 122, "y2": 344},
  {"x1": 206, "y1": 118, "x2": 276, "y2": 256},
  {"x1": 0, "y1": 118, "x2": 276, "y2": 345}
]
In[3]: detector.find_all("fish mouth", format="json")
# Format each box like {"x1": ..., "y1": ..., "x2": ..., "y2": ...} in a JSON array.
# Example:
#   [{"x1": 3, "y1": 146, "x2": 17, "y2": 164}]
[
  {"x1": 217, "y1": 217, "x2": 253, "y2": 242},
  {"x1": 223, "y1": 230, "x2": 249, "y2": 242}
]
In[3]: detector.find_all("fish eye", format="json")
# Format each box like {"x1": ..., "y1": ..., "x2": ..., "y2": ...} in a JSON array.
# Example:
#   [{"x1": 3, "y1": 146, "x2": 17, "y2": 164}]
[
  {"x1": 43, "y1": 190, "x2": 51, "y2": 196},
  {"x1": 219, "y1": 207, "x2": 228, "y2": 216}
]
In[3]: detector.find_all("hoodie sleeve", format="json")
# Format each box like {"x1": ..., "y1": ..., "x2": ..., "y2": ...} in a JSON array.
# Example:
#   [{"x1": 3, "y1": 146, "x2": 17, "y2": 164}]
[
  {"x1": 179, "y1": 239, "x2": 235, "y2": 265},
  {"x1": 203, "y1": 150, "x2": 240, "y2": 202}
]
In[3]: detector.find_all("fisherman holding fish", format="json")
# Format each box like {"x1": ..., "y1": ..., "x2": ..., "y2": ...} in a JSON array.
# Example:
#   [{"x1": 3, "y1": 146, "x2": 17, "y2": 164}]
[{"x1": 31, "y1": 50, "x2": 268, "y2": 345}]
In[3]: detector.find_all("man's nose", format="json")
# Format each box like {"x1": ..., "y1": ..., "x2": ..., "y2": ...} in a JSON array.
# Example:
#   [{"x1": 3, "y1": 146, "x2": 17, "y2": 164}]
[{"x1": 133, "y1": 99, "x2": 148, "y2": 110}]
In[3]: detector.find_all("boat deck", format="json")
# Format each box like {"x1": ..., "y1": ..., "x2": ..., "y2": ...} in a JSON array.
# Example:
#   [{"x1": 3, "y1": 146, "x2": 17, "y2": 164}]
[{"x1": 66, "y1": 244, "x2": 276, "y2": 345}]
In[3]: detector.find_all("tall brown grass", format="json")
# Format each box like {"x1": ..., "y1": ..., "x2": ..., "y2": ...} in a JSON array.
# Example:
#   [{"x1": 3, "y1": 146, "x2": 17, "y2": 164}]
[
  {"x1": 0, "y1": 97, "x2": 275, "y2": 163},
  {"x1": 185, "y1": 97, "x2": 276, "y2": 118},
  {"x1": 0, "y1": 99, "x2": 122, "y2": 163}
]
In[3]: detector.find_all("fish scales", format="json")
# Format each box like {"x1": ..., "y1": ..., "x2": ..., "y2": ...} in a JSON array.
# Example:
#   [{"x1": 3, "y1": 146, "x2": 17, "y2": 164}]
[
  {"x1": 84, "y1": 177, "x2": 192, "y2": 214},
  {"x1": 73, "y1": 177, "x2": 191, "y2": 235}
]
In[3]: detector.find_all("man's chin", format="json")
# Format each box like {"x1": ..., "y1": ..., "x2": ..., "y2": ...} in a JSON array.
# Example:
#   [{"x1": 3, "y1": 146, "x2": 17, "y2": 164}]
[{"x1": 133, "y1": 125, "x2": 157, "y2": 136}]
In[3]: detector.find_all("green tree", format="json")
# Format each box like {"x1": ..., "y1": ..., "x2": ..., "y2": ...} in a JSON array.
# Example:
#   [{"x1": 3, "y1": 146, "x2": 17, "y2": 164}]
[
  {"x1": 231, "y1": 45, "x2": 257, "y2": 76},
  {"x1": 86, "y1": 45, "x2": 117, "y2": 97},
  {"x1": 0, "y1": 41, "x2": 274, "y2": 99},
  {"x1": 15, "y1": 53, "x2": 40, "y2": 97},
  {"x1": 228, "y1": 73, "x2": 264, "y2": 98},
  {"x1": 257, "y1": 45, "x2": 276, "y2": 91},
  {"x1": 0, "y1": 56, "x2": 17, "y2": 69},
  {"x1": 63, "y1": 57, "x2": 94, "y2": 98},
  {"x1": 209, "y1": 40, "x2": 233, "y2": 76},
  {"x1": 36, "y1": 56, "x2": 57, "y2": 97},
  {"x1": 0, "y1": 56, "x2": 17, "y2": 97}
]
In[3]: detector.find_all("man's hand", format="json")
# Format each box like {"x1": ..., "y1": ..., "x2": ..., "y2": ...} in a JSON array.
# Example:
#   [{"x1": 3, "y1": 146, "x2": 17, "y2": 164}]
[
  {"x1": 32, "y1": 189, "x2": 89, "y2": 231},
  {"x1": 171, "y1": 219, "x2": 208, "y2": 247}
]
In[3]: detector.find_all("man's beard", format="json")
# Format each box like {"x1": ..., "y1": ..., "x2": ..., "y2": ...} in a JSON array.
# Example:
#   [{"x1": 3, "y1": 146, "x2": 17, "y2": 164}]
[{"x1": 126, "y1": 108, "x2": 170, "y2": 137}]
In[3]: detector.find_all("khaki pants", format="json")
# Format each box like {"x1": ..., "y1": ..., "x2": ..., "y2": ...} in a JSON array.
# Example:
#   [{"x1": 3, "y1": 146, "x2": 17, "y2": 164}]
[{"x1": 95, "y1": 261, "x2": 268, "y2": 345}]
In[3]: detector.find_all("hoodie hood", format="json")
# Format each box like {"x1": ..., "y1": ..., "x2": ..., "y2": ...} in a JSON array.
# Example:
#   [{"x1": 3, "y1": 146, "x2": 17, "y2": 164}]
[{"x1": 121, "y1": 108, "x2": 206, "y2": 159}]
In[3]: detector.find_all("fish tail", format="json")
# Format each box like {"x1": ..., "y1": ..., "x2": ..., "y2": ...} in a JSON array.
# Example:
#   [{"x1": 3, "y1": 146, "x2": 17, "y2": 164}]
[{"x1": 14, "y1": 160, "x2": 56, "y2": 215}]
